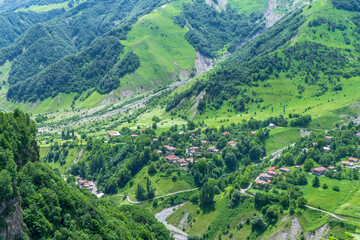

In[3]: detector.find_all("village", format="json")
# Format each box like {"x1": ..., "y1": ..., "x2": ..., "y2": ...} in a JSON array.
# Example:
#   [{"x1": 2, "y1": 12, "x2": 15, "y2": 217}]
[{"x1": 255, "y1": 133, "x2": 360, "y2": 186}]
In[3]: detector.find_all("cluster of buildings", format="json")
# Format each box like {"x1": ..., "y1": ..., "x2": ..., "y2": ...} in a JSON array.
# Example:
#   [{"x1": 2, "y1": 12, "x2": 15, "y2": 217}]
[
  {"x1": 77, "y1": 177, "x2": 95, "y2": 191},
  {"x1": 255, "y1": 166, "x2": 292, "y2": 184}
]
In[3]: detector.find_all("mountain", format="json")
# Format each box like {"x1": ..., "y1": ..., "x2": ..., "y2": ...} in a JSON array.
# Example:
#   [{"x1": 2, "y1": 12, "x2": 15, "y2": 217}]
[
  {"x1": 0, "y1": 0, "x2": 307, "y2": 113},
  {"x1": 162, "y1": 0, "x2": 360, "y2": 130}
]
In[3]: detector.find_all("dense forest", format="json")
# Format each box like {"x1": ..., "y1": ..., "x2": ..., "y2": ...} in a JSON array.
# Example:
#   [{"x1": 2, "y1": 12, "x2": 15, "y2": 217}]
[
  {"x1": 175, "y1": 0, "x2": 264, "y2": 57},
  {"x1": 1, "y1": 0, "x2": 165, "y2": 102},
  {"x1": 331, "y1": 0, "x2": 360, "y2": 12},
  {"x1": 0, "y1": 110, "x2": 172, "y2": 239},
  {"x1": 0, "y1": 0, "x2": 68, "y2": 12},
  {"x1": 7, "y1": 36, "x2": 140, "y2": 102}
]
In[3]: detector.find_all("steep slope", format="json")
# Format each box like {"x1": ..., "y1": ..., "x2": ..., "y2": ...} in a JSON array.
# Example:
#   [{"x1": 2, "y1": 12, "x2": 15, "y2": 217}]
[
  {"x1": 163, "y1": 0, "x2": 360, "y2": 129},
  {"x1": 0, "y1": 110, "x2": 172, "y2": 239},
  {"x1": 0, "y1": 0, "x2": 165, "y2": 103}
]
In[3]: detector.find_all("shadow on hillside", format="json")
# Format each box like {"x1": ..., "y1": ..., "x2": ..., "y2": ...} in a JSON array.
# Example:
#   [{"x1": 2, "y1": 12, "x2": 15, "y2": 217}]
[{"x1": 200, "y1": 202, "x2": 216, "y2": 214}]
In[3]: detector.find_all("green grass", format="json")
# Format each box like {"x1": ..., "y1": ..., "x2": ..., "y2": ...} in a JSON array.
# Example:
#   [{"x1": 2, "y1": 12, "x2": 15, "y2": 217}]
[
  {"x1": 266, "y1": 127, "x2": 301, "y2": 154},
  {"x1": 44, "y1": 147, "x2": 84, "y2": 174},
  {"x1": 118, "y1": 1, "x2": 197, "y2": 92},
  {"x1": 228, "y1": 0, "x2": 268, "y2": 14},
  {"x1": 302, "y1": 175, "x2": 358, "y2": 213},
  {"x1": 297, "y1": 208, "x2": 329, "y2": 232},
  {"x1": 15, "y1": 1, "x2": 70, "y2": 12},
  {"x1": 15, "y1": 0, "x2": 88, "y2": 13},
  {"x1": 119, "y1": 166, "x2": 196, "y2": 201}
]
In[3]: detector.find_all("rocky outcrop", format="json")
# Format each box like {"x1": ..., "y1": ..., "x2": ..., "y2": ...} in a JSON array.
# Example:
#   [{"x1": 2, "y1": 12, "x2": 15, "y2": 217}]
[{"x1": 0, "y1": 197, "x2": 24, "y2": 240}]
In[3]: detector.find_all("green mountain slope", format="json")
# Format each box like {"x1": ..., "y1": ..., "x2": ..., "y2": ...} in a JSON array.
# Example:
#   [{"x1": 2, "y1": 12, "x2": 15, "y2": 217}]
[{"x1": 162, "y1": 0, "x2": 360, "y2": 130}]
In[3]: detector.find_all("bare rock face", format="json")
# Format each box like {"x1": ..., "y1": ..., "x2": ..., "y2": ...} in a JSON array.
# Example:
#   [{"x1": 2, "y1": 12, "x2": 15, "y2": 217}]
[{"x1": 0, "y1": 197, "x2": 24, "y2": 240}]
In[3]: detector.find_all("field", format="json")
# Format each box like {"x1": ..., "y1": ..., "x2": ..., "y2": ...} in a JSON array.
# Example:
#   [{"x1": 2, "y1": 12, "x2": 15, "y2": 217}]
[
  {"x1": 265, "y1": 127, "x2": 301, "y2": 154},
  {"x1": 301, "y1": 175, "x2": 358, "y2": 214},
  {"x1": 119, "y1": 166, "x2": 196, "y2": 201}
]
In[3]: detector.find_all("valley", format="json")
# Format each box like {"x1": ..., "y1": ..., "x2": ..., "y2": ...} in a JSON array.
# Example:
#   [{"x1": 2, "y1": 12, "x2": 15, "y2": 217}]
[{"x1": 2, "y1": 0, "x2": 360, "y2": 239}]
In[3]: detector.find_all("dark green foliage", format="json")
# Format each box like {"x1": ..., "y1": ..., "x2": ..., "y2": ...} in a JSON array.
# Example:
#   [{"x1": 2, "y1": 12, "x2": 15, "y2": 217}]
[
  {"x1": 0, "y1": 10, "x2": 64, "y2": 49},
  {"x1": 0, "y1": 0, "x2": 67, "y2": 12},
  {"x1": 2, "y1": 0, "x2": 163, "y2": 102},
  {"x1": 98, "y1": 52, "x2": 140, "y2": 94},
  {"x1": 0, "y1": 109, "x2": 171, "y2": 239},
  {"x1": 290, "y1": 115, "x2": 312, "y2": 127},
  {"x1": 178, "y1": 0, "x2": 264, "y2": 57},
  {"x1": 8, "y1": 37, "x2": 140, "y2": 102},
  {"x1": 19, "y1": 162, "x2": 172, "y2": 239},
  {"x1": 332, "y1": 0, "x2": 360, "y2": 12}
]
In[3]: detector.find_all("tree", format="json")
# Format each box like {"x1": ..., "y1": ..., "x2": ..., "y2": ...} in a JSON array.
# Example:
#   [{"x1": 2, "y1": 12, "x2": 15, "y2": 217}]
[
  {"x1": 254, "y1": 192, "x2": 270, "y2": 210},
  {"x1": 303, "y1": 158, "x2": 315, "y2": 172},
  {"x1": 135, "y1": 183, "x2": 146, "y2": 200},
  {"x1": 279, "y1": 193, "x2": 290, "y2": 209},
  {"x1": 229, "y1": 190, "x2": 241, "y2": 208},
  {"x1": 148, "y1": 163, "x2": 157, "y2": 175},
  {"x1": 283, "y1": 153, "x2": 294, "y2": 166},
  {"x1": 251, "y1": 214, "x2": 267, "y2": 232},
  {"x1": 249, "y1": 146, "x2": 261, "y2": 162},
  {"x1": 216, "y1": 136, "x2": 227, "y2": 150},
  {"x1": 6, "y1": 158, "x2": 17, "y2": 181},
  {"x1": 0, "y1": 169, "x2": 13, "y2": 200},
  {"x1": 312, "y1": 176, "x2": 320, "y2": 187},
  {"x1": 187, "y1": 121, "x2": 196, "y2": 130},
  {"x1": 297, "y1": 196, "x2": 307, "y2": 208},
  {"x1": 152, "y1": 122, "x2": 157, "y2": 130},
  {"x1": 200, "y1": 178, "x2": 217, "y2": 205},
  {"x1": 224, "y1": 151, "x2": 236, "y2": 172}
]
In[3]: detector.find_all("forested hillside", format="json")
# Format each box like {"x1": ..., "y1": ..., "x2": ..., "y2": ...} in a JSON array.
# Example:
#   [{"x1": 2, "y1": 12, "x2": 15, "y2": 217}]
[
  {"x1": 164, "y1": 0, "x2": 360, "y2": 127},
  {"x1": 0, "y1": 0, "x2": 165, "y2": 103},
  {"x1": 0, "y1": 110, "x2": 172, "y2": 239}
]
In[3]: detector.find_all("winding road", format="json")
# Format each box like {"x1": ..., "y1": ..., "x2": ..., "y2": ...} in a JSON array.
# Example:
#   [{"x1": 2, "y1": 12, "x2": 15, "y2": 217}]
[{"x1": 125, "y1": 188, "x2": 199, "y2": 204}]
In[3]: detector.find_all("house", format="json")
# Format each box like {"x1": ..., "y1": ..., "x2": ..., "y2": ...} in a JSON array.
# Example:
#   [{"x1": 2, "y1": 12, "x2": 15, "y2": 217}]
[
  {"x1": 207, "y1": 146, "x2": 220, "y2": 154},
  {"x1": 185, "y1": 158, "x2": 194, "y2": 163},
  {"x1": 259, "y1": 173, "x2": 273, "y2": 181},
  {"x1": 295, "y1": 165, "x2": 301, "y2": 169},
  {"x1": 108, "y1": 131, "x2": 121, "y2": 137},
  {"x1": 279, "y1": 167, "x2": 291, "y2": 173},
  {"x1": 324, "y1": 136, "x2": 332, "y2": 141},
  {"x1": 348, "y1": 157, "x2": 359, "y2": 163},
  {"x1": 323, "y1": 147, "x2": 331, "y2": 153},
  {"x1": 166, "y1": 155, "x2": 179, "y2": 163},
  {"x1": 201, "y1": 140, "x2": 210, "y2": 145},
  {"x1": 356, "y1": 132, "x2": 360, "y2": 137},
  {"x1": 179, "y1": 131, "x2": 186, "y2": 135},
  {"x1": 269, "y1": 123, "x2": 276, "y2": 130},
  {"x1": 167, "y1": 137, "x2": 171, "y2": 141},
  {"x1": 341, "y1": 161, "x2": 354, "y2": 168},
  {"x1": 131, "y1": 134, "x2": 139, "y2": 138},
  {"x1": 156, "y1": 150, "x2": 163, "y2": 154},
  {"x1": 255, "y1": 179, "x2": 270, "y2": 184},
  {"x1": 301, "y1": 148, "x2": 308, "y2": 153},
  {"x1": 177, "y1": 159, "x2": 187, "y2": 166},
  {"x1": 267, "y1": 166, "x2": 276, "y2": 171},
  {"x1": 222, "y1": 131, "x2": 229, "y2": 135},
  {"x1": 327, "y1": 166, "x2": 335, "y2": 171},
  {"x1": 229, "y1": 141, "x2": 237, "y2": 147},
  {"x1": 311, "y1": 166, "x2": 327, "y2": 176},
  {"x1": 266, "y1": 170, "x2": 277, "y2": 176},
  {"x1": 164, "y1": 145, "x2": 176, "y2": 153},
  {"x1": 251, "y1": 132, "x2": 256, "y2": 135},
  {"x1": 153, "y1": 138, "x2": 159, "y2": 142},
  {"x1": 78, "y1": 179, "x2": 85, "y2": 185},
  {"x1": 311, "y1": 143, "x2": 317, "y2": 147},
  {"x1": 188, "y1": 147, "x2": 199, "y2": 156},
  {"x1": 142, "y1": 128, "x2": 146, "y2": 133}
]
